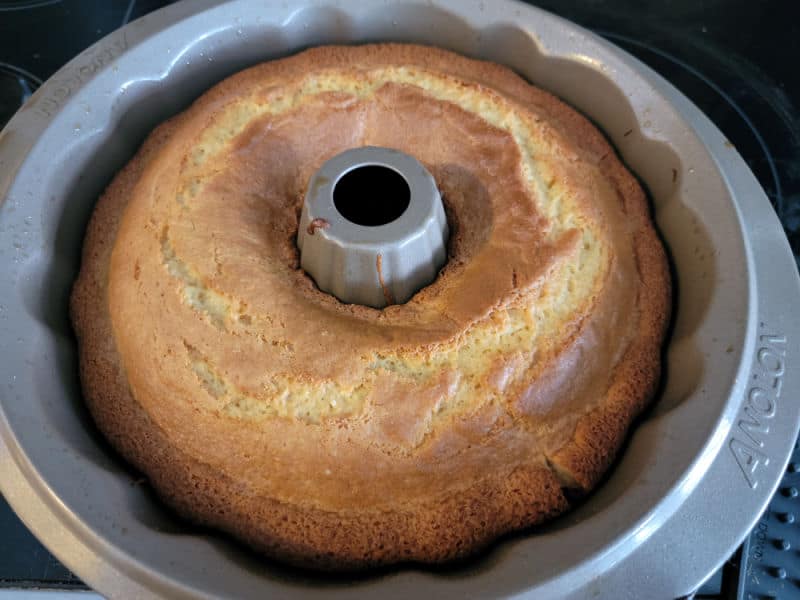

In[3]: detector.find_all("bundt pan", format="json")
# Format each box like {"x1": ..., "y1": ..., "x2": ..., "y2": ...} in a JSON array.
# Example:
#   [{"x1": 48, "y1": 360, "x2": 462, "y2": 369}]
[{"x1": 1, "y1": 0, "x2": 799, "y2": 598}]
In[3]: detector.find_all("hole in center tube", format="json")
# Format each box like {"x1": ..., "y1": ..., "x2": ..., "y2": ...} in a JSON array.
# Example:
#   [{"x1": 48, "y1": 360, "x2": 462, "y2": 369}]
[{"x1": 333, "y1": 165, "x2": 410, "y2": 226}]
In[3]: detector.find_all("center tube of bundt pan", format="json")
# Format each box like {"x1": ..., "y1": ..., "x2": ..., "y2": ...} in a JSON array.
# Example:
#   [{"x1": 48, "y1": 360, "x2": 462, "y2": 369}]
[{"x1": 297, "y1": 146, "x2": 449, "y2": 309}]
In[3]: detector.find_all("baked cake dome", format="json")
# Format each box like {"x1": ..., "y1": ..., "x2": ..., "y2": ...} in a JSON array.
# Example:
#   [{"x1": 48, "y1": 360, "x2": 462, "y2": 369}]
[{"x1": 70, "y1": 44, "x2": 671, "y2": 569}]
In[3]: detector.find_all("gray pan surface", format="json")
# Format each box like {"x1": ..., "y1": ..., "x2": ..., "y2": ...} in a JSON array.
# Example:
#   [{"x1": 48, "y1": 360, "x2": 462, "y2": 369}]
[{"x1": 1, "y1": 0, "x2": 799, "y2": 597}]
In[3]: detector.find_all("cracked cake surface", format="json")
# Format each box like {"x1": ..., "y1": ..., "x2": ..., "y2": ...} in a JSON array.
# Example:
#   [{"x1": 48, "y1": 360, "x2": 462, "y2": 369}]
[{"x1": 70, "y1": 43, "x2": 671, "y2": 569}]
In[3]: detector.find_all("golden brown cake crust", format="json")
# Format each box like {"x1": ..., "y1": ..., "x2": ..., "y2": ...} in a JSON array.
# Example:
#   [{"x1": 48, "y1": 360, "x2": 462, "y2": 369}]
[{"x1": 70, "y1": 44, "x2": 670, "y2": 569}]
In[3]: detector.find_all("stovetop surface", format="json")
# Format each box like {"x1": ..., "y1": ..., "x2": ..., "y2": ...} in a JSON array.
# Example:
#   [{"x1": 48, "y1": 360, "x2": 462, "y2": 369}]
[{"x1": 1, "y1": 0, "x2": 799, "y2": 597}]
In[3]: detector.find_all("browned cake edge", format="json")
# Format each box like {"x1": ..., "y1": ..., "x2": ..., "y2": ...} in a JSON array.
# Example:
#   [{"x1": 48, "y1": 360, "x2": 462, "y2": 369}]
[{"x1": 69, "y1": 43, "x2": 670, "y2": 570}]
